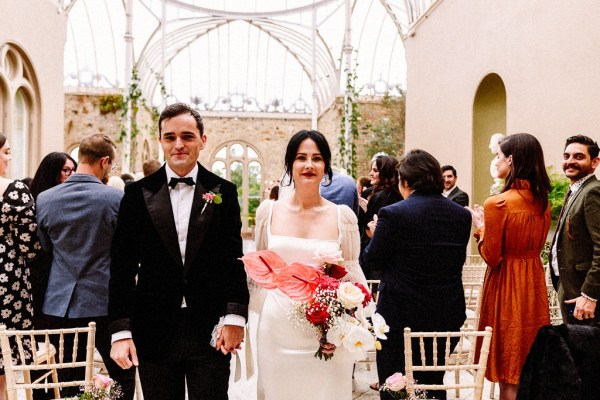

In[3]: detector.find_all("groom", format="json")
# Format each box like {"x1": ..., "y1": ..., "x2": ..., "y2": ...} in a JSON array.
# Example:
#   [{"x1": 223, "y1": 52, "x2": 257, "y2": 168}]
[{"x1": 109, "y1": 103, "x2": 249, "y2": 400}]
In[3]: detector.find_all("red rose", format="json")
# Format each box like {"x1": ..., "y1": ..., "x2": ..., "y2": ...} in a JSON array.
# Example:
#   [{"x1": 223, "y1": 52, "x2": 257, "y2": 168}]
[
  {"x1": 354, "y1": 283, "x2": 372, "y2": 307},
  {"x1": 317, "y1": 276, "x2": 340, "y2": 291},
  {"x1": 326, "y1": 263, "x2": 348, "y2": 279},
  {"x1": 306, "y1": 302, "x2": 330, "y2": 325}
]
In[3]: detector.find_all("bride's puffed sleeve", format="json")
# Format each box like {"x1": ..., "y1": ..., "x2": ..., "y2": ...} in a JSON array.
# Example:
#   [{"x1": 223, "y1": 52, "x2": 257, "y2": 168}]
[
  {"x1": 253, "y1": 200, "x2": 271, "y2": 251},
  {"x1": 339, "y1": 205, "x2": 368, "y2": 287}
]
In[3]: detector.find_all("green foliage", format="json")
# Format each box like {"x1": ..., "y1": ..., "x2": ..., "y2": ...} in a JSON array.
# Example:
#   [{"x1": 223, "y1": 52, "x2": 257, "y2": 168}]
[
  {"x1": 339, "y1": 57, "x2": 361, "y2": 178},
  {"x1": 547, "y1": 166, "x2": 570, "y2": 221},
  {"x1": 363, "y1": 97, "x2": 405, "y2": 160},
  {"x1": 98, "y1": 95, "x2": 124, "y2": 114}
]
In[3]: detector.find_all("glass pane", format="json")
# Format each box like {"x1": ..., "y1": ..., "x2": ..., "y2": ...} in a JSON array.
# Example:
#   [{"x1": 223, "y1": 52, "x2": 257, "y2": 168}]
[
  {"x1": 248, "y1": 198, "x2": 260, "y2": 227},
  {"x1": 70, "y1": 146, "x2": 80, "y2": 163},
  {"x1": 212, "y1": 160, "x2": 226, "y2": 178},
  {"x1": 230, "y1": 143, "x2": 244, "y2": 157},
  {"x1": 12, "y1": 90, "x2": 28, "y2": 179},
  {"x1": 248, "y1": 147, "x2": 258, "y2": 158},
  {"x1": 230, "y1": 161, "x2": 243, "y2": 197},
  {"x1": 248, "y1": 161, "x2": 261, "y2": 196},
  {"x1": 215, "y1": 146, "x2": 227, "y2": 159}
]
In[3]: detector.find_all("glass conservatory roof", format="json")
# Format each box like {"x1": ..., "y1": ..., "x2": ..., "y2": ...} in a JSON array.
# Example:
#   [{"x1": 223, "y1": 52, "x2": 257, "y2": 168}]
[{"x1": 61, "y1": 0, "x2": 436, "y2": 114}]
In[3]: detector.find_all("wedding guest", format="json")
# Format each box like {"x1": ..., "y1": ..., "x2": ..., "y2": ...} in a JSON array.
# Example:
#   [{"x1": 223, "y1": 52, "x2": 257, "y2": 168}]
[
  {"x1": 0, "y1": 133, "x2": 40, "y2": 400},
  {"x1": 29, "y1": 152, "x2": 77, "y2": 320},
  {"x1": 268, "y1": 185, "x2": 279, "y2": 201},
  {"x1": 142, "y1": 159, "x2": 162, "y2": 176},
  {"x1": 361, "y1": 149, "x2": 470, "y2": 400},
  {"x1": 358, "y1": 155, "x2": 403, "y2": 277},
  {"x1": 248, "y1": 130, "x2": 368, "y2": 399},
  {"x1": 29, "y1": 151, "x2": 77, "y2": 399},
  {"x1": 120, "y1": 173, "x2": 135, "y2": 186},
  {"x1": 37, "y1": 135, "x2": 135, "y2": 399},
  {"x1": 357, "y1": 175, "x2": 371, "y2": 199},
  {"x1": 469, "y1": 133, "x2": 551, "y2": 400}
]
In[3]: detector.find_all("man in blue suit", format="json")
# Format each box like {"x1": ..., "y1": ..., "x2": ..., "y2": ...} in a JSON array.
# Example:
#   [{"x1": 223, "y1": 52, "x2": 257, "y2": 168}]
[
  {"x1": 36, "y1": 134, "x2": 135, "y2": 399},
  {"x1": 320, "y1": 167, "x2": 359, "y2": 215},
  {"x1": 361, "y1": 150, "x2": 471, "y2": 400}
]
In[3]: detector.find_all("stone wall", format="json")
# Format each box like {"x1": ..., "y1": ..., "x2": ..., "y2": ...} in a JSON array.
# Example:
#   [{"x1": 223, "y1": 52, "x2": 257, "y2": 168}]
[{"x1": 65, "y1": 92, "x2": 405, "y2": 188}]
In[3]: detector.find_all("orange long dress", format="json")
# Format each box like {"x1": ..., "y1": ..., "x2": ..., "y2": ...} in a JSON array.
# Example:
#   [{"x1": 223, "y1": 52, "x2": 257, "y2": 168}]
[{"x1": 476, "y1": 180, "x2": 551, "y2": 385}]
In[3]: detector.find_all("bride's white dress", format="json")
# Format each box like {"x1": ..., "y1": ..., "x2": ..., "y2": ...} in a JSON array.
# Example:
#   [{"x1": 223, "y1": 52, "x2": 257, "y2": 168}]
[{"x1": 249, "y1": 201, "x2": 362, "y2": 400}]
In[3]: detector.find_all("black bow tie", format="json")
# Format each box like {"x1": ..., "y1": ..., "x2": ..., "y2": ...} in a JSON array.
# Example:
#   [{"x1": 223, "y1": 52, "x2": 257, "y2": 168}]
[{"x1": 168, "y1": 177, "x2": 195, "y2": 188}]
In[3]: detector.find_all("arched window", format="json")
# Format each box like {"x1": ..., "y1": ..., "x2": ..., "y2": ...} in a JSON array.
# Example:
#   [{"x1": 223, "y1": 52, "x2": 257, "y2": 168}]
[
  {"x1": 11, "y1": 89, "x2": 29, "y2": 180},
  {"x1": 211, "y1": 142, "x2": 262, "y2": 231},
  {"x1": 0, "y1": 43, "x2": 40, "y2": 179}
]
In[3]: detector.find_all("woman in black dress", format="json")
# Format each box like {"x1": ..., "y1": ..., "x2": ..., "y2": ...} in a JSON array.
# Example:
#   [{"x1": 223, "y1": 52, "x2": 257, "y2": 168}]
[{"x1": 358, "y1": 155, "x2": 402, "y2": 278}]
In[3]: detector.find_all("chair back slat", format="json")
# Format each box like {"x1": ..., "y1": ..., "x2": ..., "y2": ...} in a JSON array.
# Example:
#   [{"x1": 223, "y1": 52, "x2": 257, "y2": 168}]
[
  {"x1": 403, "y1": 326, "x2": 493, "y2": 400},
  {"x1": 0, "y1": 322, "x2": 97, "y2": 400}
]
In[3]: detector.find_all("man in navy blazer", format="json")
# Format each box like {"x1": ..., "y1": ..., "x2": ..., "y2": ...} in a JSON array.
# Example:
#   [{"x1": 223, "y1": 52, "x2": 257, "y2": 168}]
[
  {"x1": 36, "y1": 134, "x2": 135, "y2": 398},
  {"x1": 109, "y1": 103, "x2": 249, "y2": 400},
  {"x1": 361, "y1": 150, "x2": 471, "y2": 400}
]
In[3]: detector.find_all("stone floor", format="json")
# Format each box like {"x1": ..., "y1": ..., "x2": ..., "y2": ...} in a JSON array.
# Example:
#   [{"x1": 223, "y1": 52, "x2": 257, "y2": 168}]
[{"x1": 227, "y1": 357, "x2": 497, "y2": 400}]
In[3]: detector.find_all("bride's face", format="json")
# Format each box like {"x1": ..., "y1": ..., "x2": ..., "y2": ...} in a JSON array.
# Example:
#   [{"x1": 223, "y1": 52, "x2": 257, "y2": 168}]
[{"x1": 292, "y1": 138, "x2": 325, "y2": 186}]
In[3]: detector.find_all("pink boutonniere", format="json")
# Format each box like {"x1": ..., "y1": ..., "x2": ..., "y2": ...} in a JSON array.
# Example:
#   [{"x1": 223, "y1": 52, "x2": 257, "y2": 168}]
[{"x1": 201, "y1": 191, "x2": 222, "y2": 214}]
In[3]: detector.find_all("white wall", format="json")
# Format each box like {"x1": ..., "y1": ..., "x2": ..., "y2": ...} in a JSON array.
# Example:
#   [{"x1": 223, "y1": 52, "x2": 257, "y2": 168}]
[
  {"x1": 0, "y1": 0, "x2": 67, "y2": 175},
  {"x1": 404, "y1": 0, "x2": 600, "y2": 198}
]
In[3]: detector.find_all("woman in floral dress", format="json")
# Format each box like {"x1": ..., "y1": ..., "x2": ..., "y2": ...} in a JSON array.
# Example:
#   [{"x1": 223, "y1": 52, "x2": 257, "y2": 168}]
[{"x1": 0, "y1": 132, "x2": 40, "y2": 399}]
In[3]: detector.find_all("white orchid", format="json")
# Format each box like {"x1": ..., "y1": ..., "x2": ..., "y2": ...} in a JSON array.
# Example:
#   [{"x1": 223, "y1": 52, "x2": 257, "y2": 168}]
[
  {"x1": 342, "y1": 325, "x2": 376, "y2": 358},
  {"x1": 372, "y1": 312, "x2": 390, "y2": 340}
]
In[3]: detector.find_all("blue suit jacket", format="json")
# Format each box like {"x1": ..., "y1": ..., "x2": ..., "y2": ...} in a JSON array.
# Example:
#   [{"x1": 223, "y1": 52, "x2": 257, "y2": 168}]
[
  {"x1": 360, "y1": 191, "x2": 471, "y2": 330},
  {"x1": 320, "y1": 172, "x2": 359, "y2": 215},
  {"x1": 37, "y1": 174, "x2": 123, "y2": 318}
]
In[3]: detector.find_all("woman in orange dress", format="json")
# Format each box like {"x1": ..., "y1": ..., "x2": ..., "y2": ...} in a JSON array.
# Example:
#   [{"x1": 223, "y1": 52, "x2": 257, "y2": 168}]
[{"x1": 469, "y1": 133, "x2": 551, "y2": 400}]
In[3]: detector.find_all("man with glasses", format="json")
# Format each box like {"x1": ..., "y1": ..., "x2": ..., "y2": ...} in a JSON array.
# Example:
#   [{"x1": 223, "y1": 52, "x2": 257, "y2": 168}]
[{"x1": 36, "y1": 134, "x2": 136, "y2": 399}]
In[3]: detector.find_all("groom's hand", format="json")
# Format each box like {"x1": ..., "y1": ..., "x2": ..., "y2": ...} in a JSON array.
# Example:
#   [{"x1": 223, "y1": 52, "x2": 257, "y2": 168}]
[
  {"x1": 216, "y1": 325, "x2": 244, "y2": 355},
  {"x1": 111, "y1": 338, "x2": 139, "y2": 369}
]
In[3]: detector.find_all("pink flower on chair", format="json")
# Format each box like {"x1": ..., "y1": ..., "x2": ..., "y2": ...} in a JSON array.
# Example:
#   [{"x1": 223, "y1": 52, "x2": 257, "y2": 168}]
[{"x1": 92, "y1": 374, "x2": 113, "y2": 390}]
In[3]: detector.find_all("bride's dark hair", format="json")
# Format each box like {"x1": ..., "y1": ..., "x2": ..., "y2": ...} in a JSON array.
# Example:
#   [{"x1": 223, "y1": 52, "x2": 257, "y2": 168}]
[{"x1": 283, "y1": 130, "x2": 333, "y2": 186}]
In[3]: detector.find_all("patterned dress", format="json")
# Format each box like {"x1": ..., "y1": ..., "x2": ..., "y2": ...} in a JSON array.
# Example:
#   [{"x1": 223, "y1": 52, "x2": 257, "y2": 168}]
[{"x1": 0, "y1": 180, "x2": 40, "y2": 372}]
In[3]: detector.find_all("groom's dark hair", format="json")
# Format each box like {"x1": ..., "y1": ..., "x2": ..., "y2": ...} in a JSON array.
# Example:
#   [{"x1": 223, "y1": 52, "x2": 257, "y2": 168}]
[
  {"x1": 158, "y1": 103, "x2": 204, "y2": 137},
  {"x1": 283, "y1": 130, "x2": 333, "y2": 186}
]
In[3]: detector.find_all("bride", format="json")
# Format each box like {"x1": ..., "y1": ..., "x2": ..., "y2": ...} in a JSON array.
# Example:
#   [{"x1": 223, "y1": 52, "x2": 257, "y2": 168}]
[{"x1": 248, "y1": 130, "x2": 367, "y2": 400}]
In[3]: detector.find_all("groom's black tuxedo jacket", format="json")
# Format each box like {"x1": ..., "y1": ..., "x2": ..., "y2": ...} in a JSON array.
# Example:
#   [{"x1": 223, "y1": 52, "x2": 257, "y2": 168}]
[{"x1": 109, "y1": 163, "x2": 249, "y2": 359}]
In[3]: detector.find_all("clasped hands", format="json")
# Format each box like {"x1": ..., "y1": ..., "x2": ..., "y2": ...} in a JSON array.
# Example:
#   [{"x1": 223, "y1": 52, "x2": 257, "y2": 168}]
[{"x1": 110, "y1": 325, "x2": 245, "y2": 370}]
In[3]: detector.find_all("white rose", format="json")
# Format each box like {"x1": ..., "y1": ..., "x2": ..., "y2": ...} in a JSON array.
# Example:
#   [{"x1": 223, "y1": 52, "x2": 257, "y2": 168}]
[{"x1": 337, "y1": 282, "x2": 365, "y2": 309}]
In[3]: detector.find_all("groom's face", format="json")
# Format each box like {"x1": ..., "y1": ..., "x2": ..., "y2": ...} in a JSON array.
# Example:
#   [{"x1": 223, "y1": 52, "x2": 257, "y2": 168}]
[{"x1": 160, "y1": 113, "x2": 207, "y2": 176}]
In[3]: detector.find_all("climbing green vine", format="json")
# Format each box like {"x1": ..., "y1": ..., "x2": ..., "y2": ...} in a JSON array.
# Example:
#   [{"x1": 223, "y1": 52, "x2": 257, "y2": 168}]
[
  {"x1": 339, "y1": 58, "x2": 361, "y2": 179},
  {"x1": 98, "y1": 66, "x2": 166, "y2": 169}
]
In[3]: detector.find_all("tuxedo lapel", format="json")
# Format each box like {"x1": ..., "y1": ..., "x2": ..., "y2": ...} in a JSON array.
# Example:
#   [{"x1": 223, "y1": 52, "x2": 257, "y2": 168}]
[
  {"x1": 143, "y1": 179, "x2": 183, "y2": 268},
  {"x1": 183, "y1": 167, "x2": 221, "y2": 275}
]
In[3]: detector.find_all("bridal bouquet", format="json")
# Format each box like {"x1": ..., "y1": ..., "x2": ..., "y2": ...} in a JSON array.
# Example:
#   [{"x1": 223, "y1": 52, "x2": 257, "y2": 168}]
[{"x1": 242, "y1": 249, "x2": 389, "y2": 361}]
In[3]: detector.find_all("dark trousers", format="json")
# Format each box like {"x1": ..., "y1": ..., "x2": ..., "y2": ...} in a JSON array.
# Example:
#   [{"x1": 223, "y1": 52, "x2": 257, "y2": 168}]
[
  {"x1": 377, "y1": 329, "x2": 460, "y2": 400},
  {"x1": 137, "y1": 308, "x2": 231, "y2": 400},
  {"x1": 32, "y1": 315, "x2": 136, "y2": 400}
]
